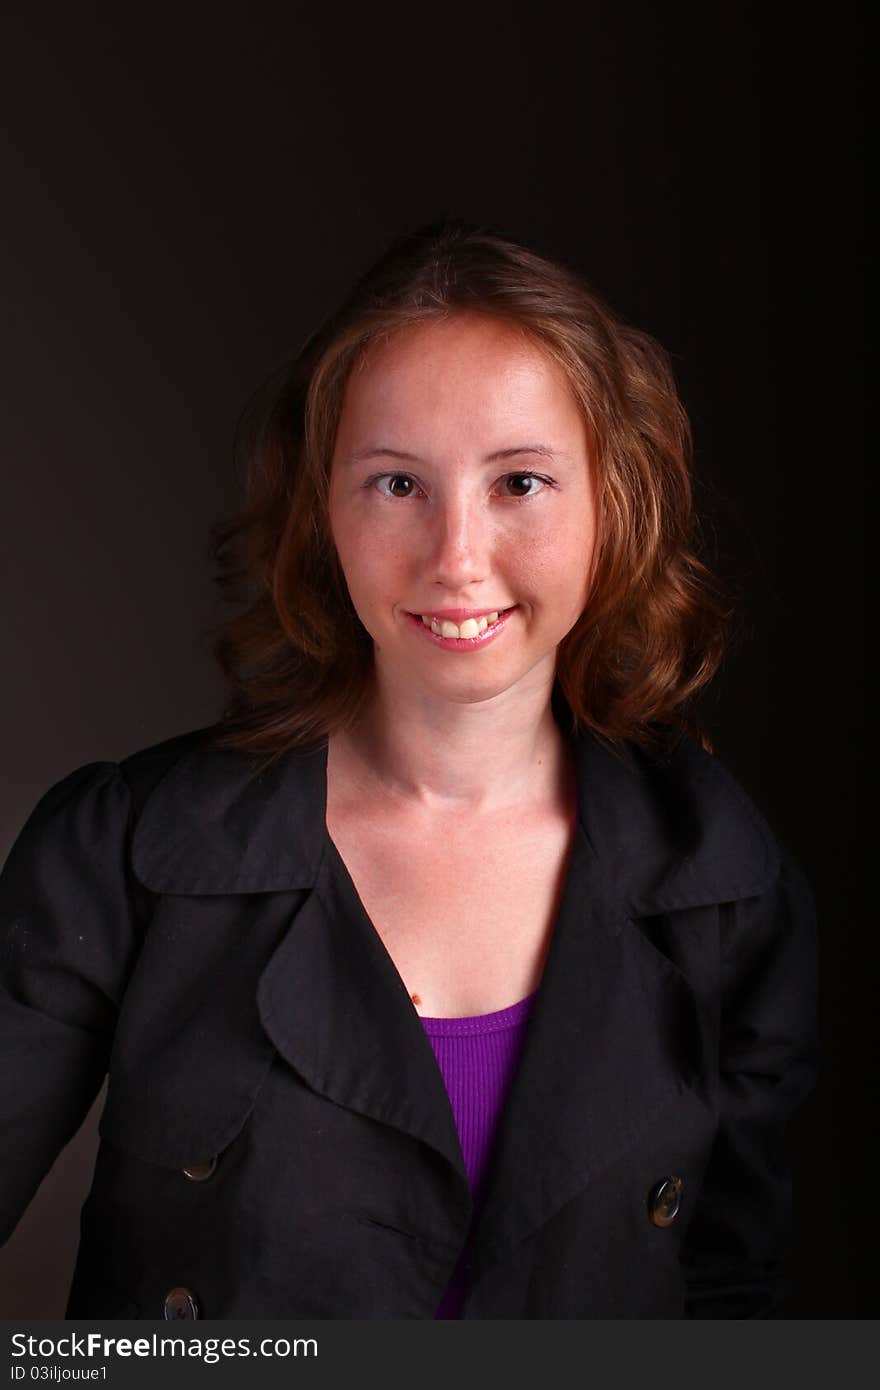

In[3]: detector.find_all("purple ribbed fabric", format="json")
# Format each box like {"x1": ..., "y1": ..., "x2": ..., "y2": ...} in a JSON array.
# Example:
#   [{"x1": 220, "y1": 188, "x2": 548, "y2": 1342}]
[{"x1": 421, "y1": 989, "x2": 538, "y2": 1319}]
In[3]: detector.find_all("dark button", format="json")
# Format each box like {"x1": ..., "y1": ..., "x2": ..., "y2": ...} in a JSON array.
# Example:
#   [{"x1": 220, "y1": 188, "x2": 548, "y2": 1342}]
[
  {"x1": 182, "y1": 1157, "x2": 217, "y2": 1182},
  {"x1": 163, "y1": 1287, "x2": 199, "y2": 1320},
  {"x1": 648, "y1": 1176, "x2": 684, "y2": 1227}
]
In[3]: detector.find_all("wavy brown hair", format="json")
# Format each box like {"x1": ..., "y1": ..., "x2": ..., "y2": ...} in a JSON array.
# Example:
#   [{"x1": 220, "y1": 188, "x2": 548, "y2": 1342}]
[{"x1": 204, "y1": 219, "x2": 733, "y2": 766}]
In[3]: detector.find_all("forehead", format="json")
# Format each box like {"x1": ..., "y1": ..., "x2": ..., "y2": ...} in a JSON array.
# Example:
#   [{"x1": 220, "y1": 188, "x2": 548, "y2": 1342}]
[{"x1": 338, "y1": 313, "x2": 582, "y2": 439}]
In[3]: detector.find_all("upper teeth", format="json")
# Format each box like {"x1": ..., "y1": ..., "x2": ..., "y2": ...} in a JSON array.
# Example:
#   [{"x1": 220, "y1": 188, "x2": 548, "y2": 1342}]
[{"x1": 420, "y1": 611, "x2": 501, "y2": 638}]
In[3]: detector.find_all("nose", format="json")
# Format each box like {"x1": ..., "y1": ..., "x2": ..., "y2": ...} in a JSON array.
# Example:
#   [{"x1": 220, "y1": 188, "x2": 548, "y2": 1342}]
[{"x1": 425, "y1": 488, "x2": 489, "y2": 592}]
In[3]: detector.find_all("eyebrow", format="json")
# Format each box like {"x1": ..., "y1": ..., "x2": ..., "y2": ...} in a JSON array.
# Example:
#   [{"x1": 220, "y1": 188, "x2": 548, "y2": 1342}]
[{"x1": 346, "y1": 443, "x2": 565, "y2": 465}]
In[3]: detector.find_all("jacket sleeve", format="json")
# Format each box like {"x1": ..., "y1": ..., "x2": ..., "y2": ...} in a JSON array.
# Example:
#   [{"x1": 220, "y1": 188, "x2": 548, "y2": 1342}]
[
  {"x1": 680, "y1": 848, "x2": 820, "y2": 1317},
  {"x1": 0, "y1": 761, "x2": 145, "y2": 1245}
]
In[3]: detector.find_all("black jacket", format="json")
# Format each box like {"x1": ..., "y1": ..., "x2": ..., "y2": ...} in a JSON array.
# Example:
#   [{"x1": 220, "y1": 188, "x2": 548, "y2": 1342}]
[{"x1": 0, "y1": 723, "x2": 818, "y2": 1319}]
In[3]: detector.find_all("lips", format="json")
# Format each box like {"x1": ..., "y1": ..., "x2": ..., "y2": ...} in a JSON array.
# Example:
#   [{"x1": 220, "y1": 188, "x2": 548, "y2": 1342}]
[{"x1": 403, "y1": 605, "x2": 517, "y2": 648}]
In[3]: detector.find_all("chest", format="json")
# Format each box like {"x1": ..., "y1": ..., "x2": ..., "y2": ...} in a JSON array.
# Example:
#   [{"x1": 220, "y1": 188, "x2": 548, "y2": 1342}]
[{"x1": 325, "y1": 804, "x2": 575, "y2": 1018}]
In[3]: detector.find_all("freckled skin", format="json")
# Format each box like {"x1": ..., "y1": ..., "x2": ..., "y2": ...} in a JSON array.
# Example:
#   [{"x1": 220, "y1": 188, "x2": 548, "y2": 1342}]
[{"x1": 327, "y1": 312, "x2": 600, "y2": 709}]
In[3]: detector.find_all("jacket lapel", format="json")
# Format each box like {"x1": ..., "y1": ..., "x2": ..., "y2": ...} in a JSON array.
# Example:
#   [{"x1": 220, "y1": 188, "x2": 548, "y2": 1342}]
[
  {"x1": 255, "y1": 831, "x2": 470, "y2": 1189},
  {"x1": 466, "y1": 817, "x2": 704, "y2": 1274},
  {"x1": 465, "y1": 727, "x2": 780, "y2": 1271}
]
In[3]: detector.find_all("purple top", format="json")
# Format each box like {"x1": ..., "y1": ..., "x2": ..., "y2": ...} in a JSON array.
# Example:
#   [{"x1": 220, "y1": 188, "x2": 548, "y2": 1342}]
[{"x1": 420, "y1": 989, "x2": 539, "y2": 1319}]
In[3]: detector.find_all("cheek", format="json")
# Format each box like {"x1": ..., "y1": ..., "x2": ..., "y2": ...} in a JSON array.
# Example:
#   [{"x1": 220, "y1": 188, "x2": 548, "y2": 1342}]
[
  {"x1": 514, "y1": 514, "x2": 596, "y2": 590},
  {"x1": 335, "y1": 531, "x2": 409, "y2": 605},
  {"x1": 332, "y1": 495, "x2": 407, "y2": 557}
]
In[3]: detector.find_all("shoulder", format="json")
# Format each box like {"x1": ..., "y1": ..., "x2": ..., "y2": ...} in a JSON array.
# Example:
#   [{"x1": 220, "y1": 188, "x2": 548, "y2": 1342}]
[
  {"x1": 118, "y1": 722, "x2": 229, "y2": 813},
  {"x1": 2, "y1": 724, "x2": 225, "y2": 882},
  {"x1": 6, "y1": 724, "x2": 328, "y2": 898},
  {"x1": 120, "y1": 725, "x2": 329, "y2": 895},
  {"x1": 573, "y1": 726, "x2": 789, "y2": 914}
]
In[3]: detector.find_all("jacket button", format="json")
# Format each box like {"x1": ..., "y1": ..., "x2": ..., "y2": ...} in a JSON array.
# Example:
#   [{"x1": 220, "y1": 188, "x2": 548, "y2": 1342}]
[
  {"x1": 648, "y1": 1176, "x2": 684, "y2": 1227},
  {"x1": 163, "y1": 1287, "x2": 199, "y2": 1320},
  {"x1": 181, "y1": 1157, "x2": 217, "y2": 1182}
]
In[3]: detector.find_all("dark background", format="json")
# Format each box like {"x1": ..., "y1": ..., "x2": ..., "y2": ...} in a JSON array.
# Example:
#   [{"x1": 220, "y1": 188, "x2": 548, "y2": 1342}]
[{"x1": 0, "y1": 3, "x2": 865, "y2": 1317}]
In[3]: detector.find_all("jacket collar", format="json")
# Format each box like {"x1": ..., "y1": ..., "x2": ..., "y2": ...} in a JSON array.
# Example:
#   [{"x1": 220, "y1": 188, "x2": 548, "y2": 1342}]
[{"x1": 129, "y1": 721, "x2": 779, "y2": 913}]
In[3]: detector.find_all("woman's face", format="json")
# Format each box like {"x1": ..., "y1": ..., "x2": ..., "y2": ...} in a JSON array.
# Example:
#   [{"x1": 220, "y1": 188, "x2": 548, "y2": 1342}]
[{"x1": 327, "y1": 312, "x2": 600, "y2": 709}]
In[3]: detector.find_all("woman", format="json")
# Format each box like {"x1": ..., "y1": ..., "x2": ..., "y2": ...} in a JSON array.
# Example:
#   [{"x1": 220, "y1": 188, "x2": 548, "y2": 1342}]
[{"x1": 0, "y1": 220, "x2": 818, "y2": 1319}]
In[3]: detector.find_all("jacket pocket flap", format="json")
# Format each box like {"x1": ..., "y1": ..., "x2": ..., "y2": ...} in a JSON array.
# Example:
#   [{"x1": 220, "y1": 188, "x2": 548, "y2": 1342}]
[{"x1": 98, "y1": 1044, "x2": 276, "y2": 1170}]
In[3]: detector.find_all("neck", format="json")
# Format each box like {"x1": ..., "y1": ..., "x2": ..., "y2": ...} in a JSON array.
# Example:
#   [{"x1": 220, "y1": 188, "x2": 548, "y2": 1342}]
[{"x1": 330, "y1": 667, "x2": 572, "y2": 818}]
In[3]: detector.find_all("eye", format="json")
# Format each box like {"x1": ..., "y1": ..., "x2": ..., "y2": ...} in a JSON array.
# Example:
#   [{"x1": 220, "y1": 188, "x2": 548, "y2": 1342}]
[
  {"x1": 367, "y1": 470, "x2": 553, "y2": 502},
  {"x1": 372, "y1": 473, "x2": 422, "y2": 499},
  {"x1": 500, "y1": 472, "x2": 550, "y2": 500}
]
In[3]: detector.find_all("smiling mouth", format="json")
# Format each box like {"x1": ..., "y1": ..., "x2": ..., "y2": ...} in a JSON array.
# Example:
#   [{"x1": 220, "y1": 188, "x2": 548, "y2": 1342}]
[{"x1": 410, "y1": 608, "x2": 515, "y2": 639}]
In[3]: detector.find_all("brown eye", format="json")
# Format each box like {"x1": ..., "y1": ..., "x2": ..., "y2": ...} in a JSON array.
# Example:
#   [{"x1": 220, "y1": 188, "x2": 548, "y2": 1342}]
[
  {"x1": 375, "y1": 474, "x2": 418, "y2": 498},
  {"x1": 504, "y1": 473, "x2": 546, "y2": 498}
]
